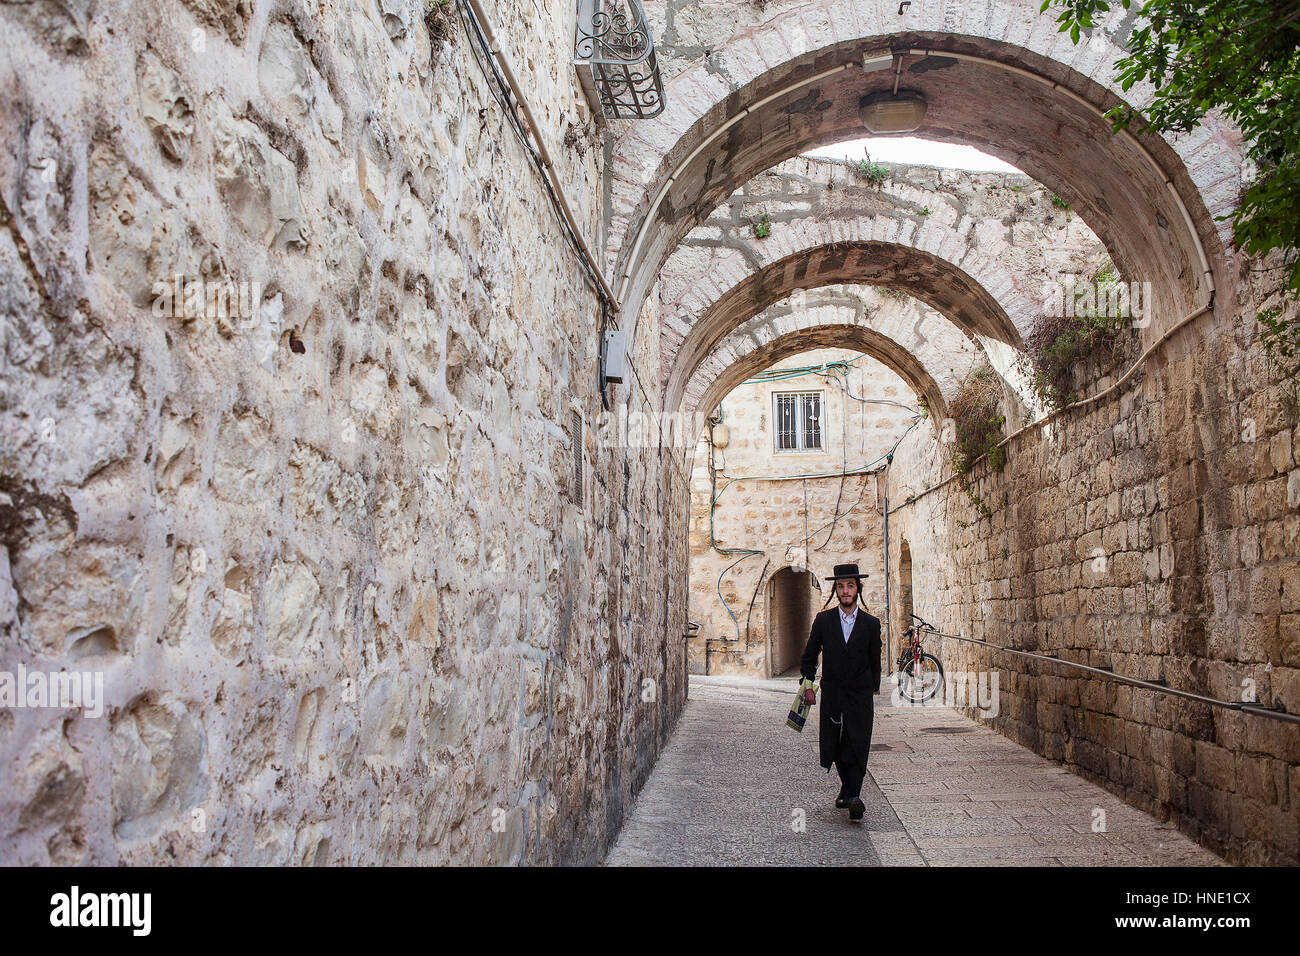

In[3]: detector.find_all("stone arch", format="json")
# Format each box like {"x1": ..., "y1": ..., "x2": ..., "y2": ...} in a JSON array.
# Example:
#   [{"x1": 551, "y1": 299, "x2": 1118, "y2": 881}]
[
  {"x1": 662, "y1": 240, "x2": 1032, "y2": 420},
  {"x1": 659, "y1": 155, "x2": 1109, "y2": 354},
  {"x1": 682, "y1": 288, "x2": 983, "y2": 425},
  {"x1": 658, "y1": 168, "x2": 1040, "y2": 345},
  {"x1": 766, "y1": 564, "x2": 816, "y2": 678},
  {"x1": 611, "y1": 1, "x2": 1238, "y2": 348}
]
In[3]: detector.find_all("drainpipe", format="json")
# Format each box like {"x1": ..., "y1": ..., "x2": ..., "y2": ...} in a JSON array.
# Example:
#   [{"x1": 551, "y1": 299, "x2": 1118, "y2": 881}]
[
  {"x1": 460, "y1": 0, "x2": 622, "y2": 313},
  {"x1": 881, "y1": 472, "x2": 891, "y2": 674}
]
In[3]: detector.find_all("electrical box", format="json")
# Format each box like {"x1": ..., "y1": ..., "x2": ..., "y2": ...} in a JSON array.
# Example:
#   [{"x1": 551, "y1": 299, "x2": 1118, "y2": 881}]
[{"x1": 603, "y1": 329, "x2": 628, "y2": 384}]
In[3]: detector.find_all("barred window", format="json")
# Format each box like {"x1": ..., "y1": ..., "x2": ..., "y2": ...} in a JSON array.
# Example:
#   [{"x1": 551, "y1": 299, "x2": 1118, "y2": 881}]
[
  {"x1": 774, "y1": 391, "x2": 822, "y2": 452},
  {"x1": 571, "y1": 409, "x2": 584, "y2": 508}
]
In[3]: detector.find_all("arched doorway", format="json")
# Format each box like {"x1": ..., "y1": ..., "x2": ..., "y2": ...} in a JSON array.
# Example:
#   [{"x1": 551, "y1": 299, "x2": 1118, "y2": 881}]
[{"x1": 766, "y1": 566, "x2": 816, "y2": 677}]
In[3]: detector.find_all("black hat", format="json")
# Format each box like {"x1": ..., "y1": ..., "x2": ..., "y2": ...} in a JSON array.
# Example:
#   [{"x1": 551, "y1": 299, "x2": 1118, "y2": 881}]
[{"x1": 825, "y1": 563, "x2": 868, "y2": 581}]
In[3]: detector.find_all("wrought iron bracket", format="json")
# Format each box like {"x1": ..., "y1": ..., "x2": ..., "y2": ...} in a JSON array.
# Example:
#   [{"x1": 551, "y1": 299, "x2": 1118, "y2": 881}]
[{"x1": 574, "y1": 0, "x2": 665, "y2": 120}]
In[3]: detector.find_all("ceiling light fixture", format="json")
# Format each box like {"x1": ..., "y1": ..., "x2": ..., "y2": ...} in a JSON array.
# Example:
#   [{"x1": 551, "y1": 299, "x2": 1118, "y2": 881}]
[
  {"x1": 858, "y1": 90, "x2": 927, "y2": 134},
  {"x1": 862, "y1": 49, "x2": 894, "y2": 72}
]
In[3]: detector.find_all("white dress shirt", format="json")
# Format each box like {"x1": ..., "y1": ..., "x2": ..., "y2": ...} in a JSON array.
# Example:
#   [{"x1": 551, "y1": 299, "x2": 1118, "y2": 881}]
[{"x1": 839, "y1": 605, "x2": 857, "y2": 643}]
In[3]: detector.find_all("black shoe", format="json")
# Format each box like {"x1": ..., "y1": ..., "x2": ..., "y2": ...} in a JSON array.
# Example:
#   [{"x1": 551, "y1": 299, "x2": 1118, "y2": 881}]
[
  {"x1": 835, "y1": 796, "x2": 850, "y2": 809},
  {"x1": 849, "y1": 798, "x2": 865, "y2": 822}
]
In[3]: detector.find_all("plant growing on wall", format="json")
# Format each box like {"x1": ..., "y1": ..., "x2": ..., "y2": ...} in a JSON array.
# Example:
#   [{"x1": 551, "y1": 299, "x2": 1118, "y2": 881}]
[
  {"x1": 1020, "y1": 263, "x2": 1130, "y2": 411},
  {"x1": 1043, "y1": 0, "x2": 1300, "y2": 405},
  {"x1": 855, "y1": 159, "x2": 891, "y2": 187},
  {"x1": 752, "y1": 213, "x2": 772, "y2": 239},
  {"x1": 1022, "y1": 311, "x2": 1128, "y2": 411},
  {"x1": 949, "y1": 365, "x2": 1007, "y2": 478}
]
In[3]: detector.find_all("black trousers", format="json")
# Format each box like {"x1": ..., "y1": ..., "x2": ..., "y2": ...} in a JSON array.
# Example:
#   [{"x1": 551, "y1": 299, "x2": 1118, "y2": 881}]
[{"x1": 831, "y1": 717, "x2": 866, "y2": 799}]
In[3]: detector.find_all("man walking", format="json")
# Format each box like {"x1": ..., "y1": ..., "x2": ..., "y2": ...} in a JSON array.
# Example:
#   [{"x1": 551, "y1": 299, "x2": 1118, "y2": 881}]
[{"x1": 800, "y1": 563, "x2": 882, "y2": 822}]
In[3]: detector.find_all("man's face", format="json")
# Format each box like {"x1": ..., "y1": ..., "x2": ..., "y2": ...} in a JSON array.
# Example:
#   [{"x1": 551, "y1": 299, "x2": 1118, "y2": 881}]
[{"x1": 835, "y1": 578, "x2": 858, "y2": 607}]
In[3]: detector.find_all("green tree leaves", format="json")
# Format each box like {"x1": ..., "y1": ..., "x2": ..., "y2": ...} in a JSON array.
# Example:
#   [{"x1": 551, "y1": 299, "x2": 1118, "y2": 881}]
[{"x1": 1044, "y1": 0, "x2": 1300, "y2": 293}]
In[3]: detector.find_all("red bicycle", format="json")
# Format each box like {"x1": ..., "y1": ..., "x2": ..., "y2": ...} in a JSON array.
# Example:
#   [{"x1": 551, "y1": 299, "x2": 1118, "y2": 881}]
[{"x1": 896, "y1": 612, "x2": 944, "y2": 703}]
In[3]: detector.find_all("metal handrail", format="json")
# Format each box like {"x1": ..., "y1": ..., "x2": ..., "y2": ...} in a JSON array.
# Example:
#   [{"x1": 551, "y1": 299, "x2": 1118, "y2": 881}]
[{"x1": 912, "y1": 624, "x2": 1300, "y2": 725}]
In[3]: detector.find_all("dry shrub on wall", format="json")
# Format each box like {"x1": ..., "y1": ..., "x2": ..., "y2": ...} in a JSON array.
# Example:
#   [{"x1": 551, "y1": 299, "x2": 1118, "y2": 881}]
[
  {"x1": 1022, "y1": 310, "x2": 1128, "y2": 411},
  {"x1": 1019, "y1": 263, "x2": 1133, "y2": 412},
  {"x1": 948, "y1": 365, "x2": 1006, "y2": 476}
]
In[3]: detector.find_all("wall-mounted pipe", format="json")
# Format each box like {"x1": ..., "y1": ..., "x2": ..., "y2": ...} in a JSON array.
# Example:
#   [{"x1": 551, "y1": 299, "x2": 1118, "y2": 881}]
[
  {"x1": 903, "y1": 47, "x2": 1215, "y2": 301},
  {"x1": 923, "y1": 628, "x2": 1300, "y2": 725},
  {"x1": 887, "y1": 296, "x2": 1214, "y2": 515},
  {"x1": 461, "y1": 0, "x2": 623, "y2": 313}
]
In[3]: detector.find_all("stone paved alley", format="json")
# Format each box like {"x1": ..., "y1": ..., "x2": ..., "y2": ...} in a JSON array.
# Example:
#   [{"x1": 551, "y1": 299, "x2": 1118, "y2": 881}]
[
  {"x1": 3, "y1": 0, "x2": 1298, "y2": 869},
  {"x1": 605, "y1": 676, "x2": 1224, "y2": 866}
]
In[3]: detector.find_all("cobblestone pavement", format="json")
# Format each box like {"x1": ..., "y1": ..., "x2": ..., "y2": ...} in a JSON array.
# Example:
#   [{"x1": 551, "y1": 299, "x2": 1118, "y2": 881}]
[{"x1": 604, "y1": 675, "x2": 1225, "y2": 866}]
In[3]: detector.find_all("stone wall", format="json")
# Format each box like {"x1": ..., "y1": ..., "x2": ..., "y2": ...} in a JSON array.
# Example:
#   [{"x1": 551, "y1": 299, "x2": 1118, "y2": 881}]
[
  {"x1": 0, "y1": 0, "x2": 686, "y2": 865},
  {"x1": 885, "y1": 279, "x2": 1300, "y2": 865},
  {"x1": 688, "y1": 346, "x2": 915, "y2": 675}
]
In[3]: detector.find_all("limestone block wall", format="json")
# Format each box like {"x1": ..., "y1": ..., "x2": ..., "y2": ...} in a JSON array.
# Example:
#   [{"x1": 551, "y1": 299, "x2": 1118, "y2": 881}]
[
  {"x1": 885, "y1": 281, "x2": 1300, "y2": 865},
  {"x1": 0, "y1": 0, "x2": 686, "y2": 865},
  {"x1": 688, "y1": 346, "x2": 916, "y2": 675}
]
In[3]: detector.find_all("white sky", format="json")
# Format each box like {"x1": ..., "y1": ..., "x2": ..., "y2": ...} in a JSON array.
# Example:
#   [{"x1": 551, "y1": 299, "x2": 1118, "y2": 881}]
[{"x1": 803, "y1": 136, "x2": 1023, "y2": 173}]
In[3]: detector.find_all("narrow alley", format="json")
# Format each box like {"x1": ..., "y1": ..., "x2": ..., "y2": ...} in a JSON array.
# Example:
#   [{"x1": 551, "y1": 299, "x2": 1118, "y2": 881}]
[{"x1": 606, "y1": 676, "x2": 1223, "y2": 866}]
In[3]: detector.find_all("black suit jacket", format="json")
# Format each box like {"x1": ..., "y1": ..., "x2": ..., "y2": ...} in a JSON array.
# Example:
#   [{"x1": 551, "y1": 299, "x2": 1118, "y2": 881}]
[{"x1": 800, "y1": 605, "x2": 883, "y2": 769}]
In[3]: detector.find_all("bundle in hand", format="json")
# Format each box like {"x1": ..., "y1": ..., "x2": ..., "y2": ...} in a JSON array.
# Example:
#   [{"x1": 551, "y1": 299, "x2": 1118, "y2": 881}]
[{"x1": 786, "y1": 678, "x2": 817, "y2": 731}]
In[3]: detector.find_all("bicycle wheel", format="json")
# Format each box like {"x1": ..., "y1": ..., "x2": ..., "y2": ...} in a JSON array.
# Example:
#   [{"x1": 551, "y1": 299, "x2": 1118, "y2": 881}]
[{"x1": 901, "y1": 654, "x2": 944, "y2": 702}]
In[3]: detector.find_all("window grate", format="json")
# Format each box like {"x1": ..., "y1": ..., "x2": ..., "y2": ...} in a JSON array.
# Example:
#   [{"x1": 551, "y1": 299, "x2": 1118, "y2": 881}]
[
  {"x1": 774, "y1": 391, "x2": 823, "y2": 452},
  {"x1": 571, "y1": 409, "x2": 584, "y2": 508}
]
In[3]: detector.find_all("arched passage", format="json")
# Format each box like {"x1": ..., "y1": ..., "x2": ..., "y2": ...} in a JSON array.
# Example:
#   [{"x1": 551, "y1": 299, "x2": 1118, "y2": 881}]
[
  {"x1": 663, "y1": 241, "x2": 1030, "y2": 420},
  {"x1": 610, "y1": 3, "x2": 1236, "y2": 349},
  {"x1": 685, "y1": 320, "x2": 937, "y2": 477},
  {"x1": 657, "y1": 155, "x2": 1074, "y2": 357},
  {"x1": 683, "y1": 299, "x2": 961, "y2": 423}
]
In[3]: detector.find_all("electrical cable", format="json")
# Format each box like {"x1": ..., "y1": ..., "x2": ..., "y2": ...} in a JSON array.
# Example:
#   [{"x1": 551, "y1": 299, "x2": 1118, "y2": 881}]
[
  {"x1": 457, "y1": 0, "x2": 620, "y2": 317},
  {"x1": 703, "y1": 357, "x2": 922, "y2": 648},
  {"x1": 704, "y1": 411, "x2": 920, "y2": 633},
  {"x1": 457, "y1": 0, "x2": 620, "y2": 407},
  {"x1": 744, "y1": 558, "x2": 770, "y2": 649},
  {"x1": 801, "y1": 418, "x2": 916, "y2": 545},
  {"x1": 818, "y1": 365, "x2": 851, "y2": 549},
  {"x1": 716, "y1": 551, "x2": 759, "y2": 645},
  {"x1": 742, "y1": 356, "x2": 920, "y2": 412}
]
